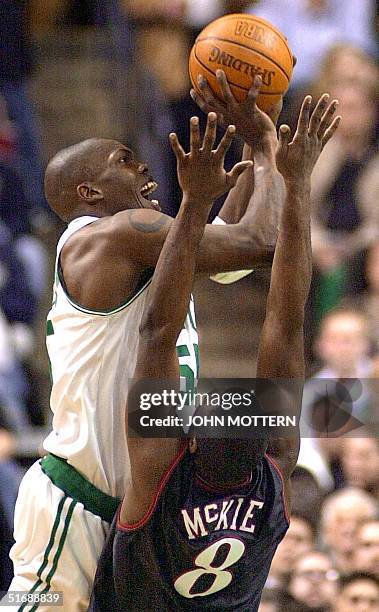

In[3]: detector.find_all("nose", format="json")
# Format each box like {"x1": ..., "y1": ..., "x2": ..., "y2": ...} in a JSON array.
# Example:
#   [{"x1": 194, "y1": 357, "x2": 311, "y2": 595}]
[{"x1": 138, "y1": 163, "x2": 148, "y2": 174}]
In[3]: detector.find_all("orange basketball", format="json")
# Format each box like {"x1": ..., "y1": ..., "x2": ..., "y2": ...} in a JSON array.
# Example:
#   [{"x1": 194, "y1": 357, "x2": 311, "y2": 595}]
[{"x1": 189, "y1": 13, "x2": 294, "y2": 114}]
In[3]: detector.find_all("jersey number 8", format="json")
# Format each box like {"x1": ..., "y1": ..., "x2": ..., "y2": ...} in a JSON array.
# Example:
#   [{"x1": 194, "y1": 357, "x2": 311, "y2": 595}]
[{"x1": 174, "y1": 537, "x2": 246, "y2": 599}]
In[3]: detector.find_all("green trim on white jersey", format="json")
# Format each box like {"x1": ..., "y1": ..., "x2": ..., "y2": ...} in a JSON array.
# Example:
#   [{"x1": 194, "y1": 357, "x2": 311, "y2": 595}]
[{"x1": 56, "y1": 266, "x2": 153, "y2": 317}]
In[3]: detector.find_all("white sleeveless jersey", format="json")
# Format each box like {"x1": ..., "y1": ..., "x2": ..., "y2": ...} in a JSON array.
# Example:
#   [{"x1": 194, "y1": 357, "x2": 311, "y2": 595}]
[{"x1": 43, "y1": 216, "x2": 199, "y2": 497}]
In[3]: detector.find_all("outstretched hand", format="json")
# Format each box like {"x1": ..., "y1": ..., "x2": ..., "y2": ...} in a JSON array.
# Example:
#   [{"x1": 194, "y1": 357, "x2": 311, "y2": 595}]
[
  {"x1": 169, "y1": 111, "x2": 253, "y2": 203},
  {"x1": 276, "y1": 94, "x2": 341, "y2": 185},
  {"x1": 190, "y1": 70, "x2": 280, "y2": 153}
]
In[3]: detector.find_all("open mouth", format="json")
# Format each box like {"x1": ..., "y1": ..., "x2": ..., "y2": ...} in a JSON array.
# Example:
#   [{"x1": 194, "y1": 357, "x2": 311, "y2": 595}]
[{"x1": 140, "y1": 180, "x2": 158, "y2": 199}]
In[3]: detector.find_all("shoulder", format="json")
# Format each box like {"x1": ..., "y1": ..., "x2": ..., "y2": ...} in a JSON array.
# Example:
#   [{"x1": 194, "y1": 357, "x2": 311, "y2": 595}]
[{"x1": 62, "y1": 209, "x2": 171, "y2": 258}]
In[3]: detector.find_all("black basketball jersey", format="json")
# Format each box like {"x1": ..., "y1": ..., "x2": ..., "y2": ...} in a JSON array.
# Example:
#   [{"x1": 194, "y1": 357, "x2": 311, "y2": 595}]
[{"x1": 89, "y1": 445, "x2": 289, "y2": 612}]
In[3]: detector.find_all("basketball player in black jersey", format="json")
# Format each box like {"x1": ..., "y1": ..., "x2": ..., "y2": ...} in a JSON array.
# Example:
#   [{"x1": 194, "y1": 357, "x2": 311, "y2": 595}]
[{"x1": 89, "y1": 90, "x2": 340, "y2": 611}]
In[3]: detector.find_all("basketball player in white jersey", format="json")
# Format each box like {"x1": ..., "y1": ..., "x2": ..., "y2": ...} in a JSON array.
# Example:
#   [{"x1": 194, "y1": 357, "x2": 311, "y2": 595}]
[{"x1": 5, "y1": 73, "x2": 299, "y2": 610}]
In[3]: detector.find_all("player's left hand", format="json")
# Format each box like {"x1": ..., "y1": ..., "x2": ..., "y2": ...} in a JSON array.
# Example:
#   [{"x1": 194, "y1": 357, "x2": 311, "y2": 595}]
[
  {"x1": 190, "y1": 69, "x2": 280, "y2": 153},
  {"x1": 169, "y1": 111, "x2": 253, "y2": 202},
  {"x1": 276, "y1": 93, "x2": 341, "y2": 185}
]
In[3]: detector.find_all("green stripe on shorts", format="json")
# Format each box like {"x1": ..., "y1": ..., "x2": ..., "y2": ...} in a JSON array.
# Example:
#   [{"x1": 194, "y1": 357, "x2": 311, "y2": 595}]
[
  {"x1": 18, "y1": 496, "x2": 66, "y2": 611},
  {"x1": 29, "y1": 499, "x2": 77, "y2": 611},
  {"x1": 18, "y1": 496, "x2": 76, "y2": 612}
]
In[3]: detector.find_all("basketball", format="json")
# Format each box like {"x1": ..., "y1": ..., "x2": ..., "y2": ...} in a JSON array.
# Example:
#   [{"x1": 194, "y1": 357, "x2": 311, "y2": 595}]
[{"x1": 189, "y1": 13, "x2": 294, "y2": 113}]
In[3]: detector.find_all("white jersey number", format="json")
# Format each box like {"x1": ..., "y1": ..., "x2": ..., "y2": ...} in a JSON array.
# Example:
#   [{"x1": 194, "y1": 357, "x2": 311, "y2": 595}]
[{"x1": 174, "y1": 537, "x2": 246, "y2": 599}]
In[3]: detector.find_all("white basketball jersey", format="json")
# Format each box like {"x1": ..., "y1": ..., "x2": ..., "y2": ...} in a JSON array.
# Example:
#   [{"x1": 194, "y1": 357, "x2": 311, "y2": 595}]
[{"x1": 43, "y1": 216, "x2": 199, "y2": 497}]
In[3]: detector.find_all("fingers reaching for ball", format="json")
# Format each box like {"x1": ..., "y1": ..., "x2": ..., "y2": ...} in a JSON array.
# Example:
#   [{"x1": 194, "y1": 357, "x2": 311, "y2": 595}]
[
  {"x1": 305, "y1": 94, "x2": 341, "y2": 147},
  {"x1": 246, "y1": 75, "x2": 263, "y2": 103},
  {"x1": 308, "y1": 94, "x2": 330, "y2": 136},
  {"x1": 202, "y1": 111, "x2": 218, "y2": 153},
  {"x1": 318, "y1": 99, "x2": 341, "y2": 146}
]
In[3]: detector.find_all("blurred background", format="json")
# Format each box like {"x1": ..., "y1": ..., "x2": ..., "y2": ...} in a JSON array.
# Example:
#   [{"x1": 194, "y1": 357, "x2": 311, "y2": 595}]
[{"x1": 0, "y1": 1, "x2": 378, "y2": 608}]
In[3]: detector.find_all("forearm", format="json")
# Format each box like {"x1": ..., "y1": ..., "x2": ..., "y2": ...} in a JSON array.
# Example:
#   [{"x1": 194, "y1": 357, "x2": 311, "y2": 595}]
[
  {"x1": 266, "y1": 180, "x2": 312, "y2": 328},
  {"x1": 196, "y1": 222, "x2": 274, "y2": 272},
  {"x1": 257, "y1": 181, "x2": 310, "y2": 470},
  {"x1": 140, "y1": 197, "x2": 210, "y2": 346},
  {"x1": 218, "y1": 137, "x2": 286, "y2": 250},
  {"x1": 238, "y1": 144, "x2": 286, "y2": 248}
]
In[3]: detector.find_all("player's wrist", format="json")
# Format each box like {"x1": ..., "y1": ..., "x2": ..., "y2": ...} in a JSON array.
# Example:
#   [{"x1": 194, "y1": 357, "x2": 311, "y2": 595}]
[
  {"x1": 254, "y1": 144, "x2": 277, "y2": 167},
  {"x1": 283, "y1": 175, "x2": 311, "y2": 194},
  {"x1": 181, "y1": 193, "x2": 214, "y2": 215},
  {"x1": 252, "y1": 133, "x2": 278, "y2": 161}
]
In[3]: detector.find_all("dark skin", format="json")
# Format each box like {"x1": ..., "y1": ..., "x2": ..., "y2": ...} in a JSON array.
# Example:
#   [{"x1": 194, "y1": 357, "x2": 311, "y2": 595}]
[
  {"x1": 44, "y1": 74, "x2": 284, "y2": 312},
  {"x1": 120, "y1": 94, "x2": 341, "y2": 524},
  {"x1": 122, "y1": 114, "x2": 253, "y2": 521}
]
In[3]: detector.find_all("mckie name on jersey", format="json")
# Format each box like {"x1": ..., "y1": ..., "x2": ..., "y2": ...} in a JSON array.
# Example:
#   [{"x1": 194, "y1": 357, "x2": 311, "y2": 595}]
[{"x1": 181, "y1": 497, "x2": 264, "y2": 540}]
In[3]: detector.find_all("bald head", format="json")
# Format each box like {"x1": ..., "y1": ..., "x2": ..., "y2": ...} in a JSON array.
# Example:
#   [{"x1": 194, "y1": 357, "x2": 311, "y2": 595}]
[{"x1": 44, "y1": 138, "x2": 122, "y2": 221}]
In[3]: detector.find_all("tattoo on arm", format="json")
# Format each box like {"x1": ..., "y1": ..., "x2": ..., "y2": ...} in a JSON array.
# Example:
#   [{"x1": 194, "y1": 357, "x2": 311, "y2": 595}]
[{"x1": 129, "y1": 210, "x2": 170, "y2": 233}]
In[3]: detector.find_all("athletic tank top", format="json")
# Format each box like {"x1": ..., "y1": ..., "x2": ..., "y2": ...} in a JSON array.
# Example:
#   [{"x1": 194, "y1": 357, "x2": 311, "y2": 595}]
[
  {"x1": 89, "y1": 448, "x2": 289, "y2": 611},
  {"x1": 43, "y1": 216, "x2": 199, "y2": 497}
]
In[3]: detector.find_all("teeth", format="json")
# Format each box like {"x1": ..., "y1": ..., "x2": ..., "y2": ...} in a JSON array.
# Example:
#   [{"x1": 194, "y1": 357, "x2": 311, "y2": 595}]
[{"x1": 140, "y1": 181, "x2": 158, "y2": 196}]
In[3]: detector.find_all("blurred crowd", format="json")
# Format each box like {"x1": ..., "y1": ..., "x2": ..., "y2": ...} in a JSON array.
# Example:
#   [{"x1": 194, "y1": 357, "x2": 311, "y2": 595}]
[{"x1": 0, "y1": 0, "x2": 378, "y2": 607}]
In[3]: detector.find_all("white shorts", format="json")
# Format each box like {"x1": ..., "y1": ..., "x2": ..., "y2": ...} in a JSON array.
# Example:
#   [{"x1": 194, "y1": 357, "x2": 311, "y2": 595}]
[{"x1": 3, "y1": 460, "x2": 113, "y2": 612}]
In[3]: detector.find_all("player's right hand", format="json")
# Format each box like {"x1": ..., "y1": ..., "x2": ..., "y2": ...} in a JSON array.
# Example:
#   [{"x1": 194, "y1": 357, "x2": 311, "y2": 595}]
[
  {"x1": 190, "y1": 69, "x2": 279, "y2": 153},
  {"x1": 169, "y1": 111, "x2": 253, "y2": 204}
]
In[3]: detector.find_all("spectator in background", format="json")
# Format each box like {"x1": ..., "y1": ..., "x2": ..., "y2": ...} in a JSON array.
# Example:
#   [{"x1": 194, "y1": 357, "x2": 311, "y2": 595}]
[
  {"x1": 0, "y1": 222, "x2": 37, "y2": 431},
  {"x1": 299, "y1": 308, "x2": 374, "y2": 484},
  {"x1": 353, "y1": 241, "x2": 379, "y2": 356},
  {"x1": 0, "y1": 110, "x2": 48, "y2": 302},
  {"x1": 354, "y1": 520, "x2": 379, "y2": 579},
  {"x1": 0, "y1": 0, "x2": 48, "y2": 218},
  {"x1": 305, "y1": 308, "x2": 373, "y2": 422},
  {"x1": 0, "y1": 95, "x2": 17, "y2": 162},
  {"x1": 0, "y1": 221, "x2": 37, "y2": 333},
  {"x1": 0, "y1": 427, "x2": 24, "y2": 591},
  {"x1": 321, "y1": 488, "x2": 378, "y2": 574},
  {"x1": 249, "y1": 0, "x2": 377, "y2": 90},
  {"x1": 285, "y1": 551, "x2": 338, "y2": 611},
  {"x1": 333, "y1": 572, "x2": 379, "y2": 611},
  {"x1": 312, "y1": 44, "x2": 379, "y2": 101},
  {"x1": 314, "y1": 308, "x2": 372, "y2": 377},
  {"x1": 340, "y1": 438, "x2": 379, "y2": 496},
  {"x1": 291, "y1": 466, "x2": 324, "y2": 525},
  {"x1": 266, "y1": 514, "x2": 316, "y2": 589},
  {"x1": 310, "y1": 77, "x2": 379, "y2": 319}
]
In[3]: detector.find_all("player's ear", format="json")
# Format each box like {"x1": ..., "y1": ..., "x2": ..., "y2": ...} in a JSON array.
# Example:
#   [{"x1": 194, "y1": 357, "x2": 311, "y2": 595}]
[
  {"x1": 189, "y1": 438, "x2": 197, "y2": 453},
  {"x1": 77, "y1": 183, "x2": 103, "y2": 202}
]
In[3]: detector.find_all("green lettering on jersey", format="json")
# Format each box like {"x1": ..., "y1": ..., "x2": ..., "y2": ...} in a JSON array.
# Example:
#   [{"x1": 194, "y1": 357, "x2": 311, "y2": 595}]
[
  {"x1": 177, "y1": 345, "x2": 190, "y2": 358},
  {"x1": 46, "y1": 320, "x2": 54, "y2": 336}
]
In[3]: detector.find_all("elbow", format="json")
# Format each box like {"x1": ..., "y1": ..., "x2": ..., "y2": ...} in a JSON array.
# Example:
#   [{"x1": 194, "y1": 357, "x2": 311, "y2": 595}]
[{"x1": 238, "y1": 224, "x2": 275, "y2": 267}]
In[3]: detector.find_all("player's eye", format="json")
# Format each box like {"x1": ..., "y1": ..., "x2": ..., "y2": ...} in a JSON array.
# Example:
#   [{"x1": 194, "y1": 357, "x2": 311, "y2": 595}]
[{"x1": 119, "y1": 151, "x2": 133, "y2": 163}]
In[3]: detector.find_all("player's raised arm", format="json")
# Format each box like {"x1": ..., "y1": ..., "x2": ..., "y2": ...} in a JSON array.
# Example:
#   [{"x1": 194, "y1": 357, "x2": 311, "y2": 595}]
[
  {"x1": 192, "y1": 70, "x2": 285, "y2": 246},
  {"x1": 121, "y1": 114, "x2": 252, "y2": 524},
  {"x1": 181, "y1": 96, "x2": 339, "y2": 494},
  {"x1": 133, "y1": 114, "x2": 252, "y2": 378},
  {"x1": 256, "y1": 94, "x2": 341, "y2": 482}
]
